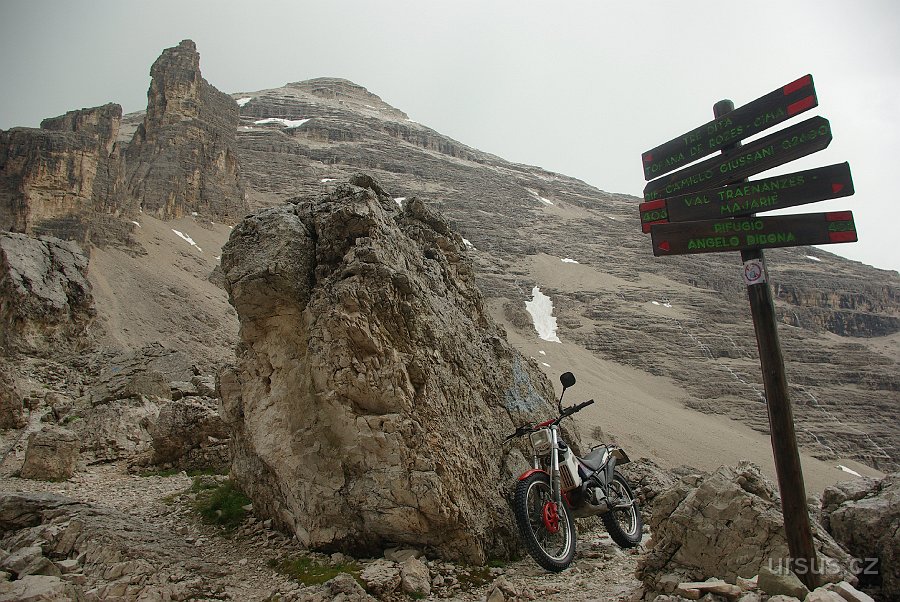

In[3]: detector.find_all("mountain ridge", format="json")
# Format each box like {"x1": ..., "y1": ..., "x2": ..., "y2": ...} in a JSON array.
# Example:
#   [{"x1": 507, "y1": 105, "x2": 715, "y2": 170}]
[
  {"x1": 2, "y1": 40, "x2": 898, "y2": 479},
  {"x1": 224, "y1": 75, "x2": 899, "y2": 473}
]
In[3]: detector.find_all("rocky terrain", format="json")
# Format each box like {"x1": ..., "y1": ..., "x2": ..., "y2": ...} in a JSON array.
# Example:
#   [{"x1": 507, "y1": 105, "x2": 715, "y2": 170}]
[{"x1": 0, "y1": 38, "x2": 898, "y2": 601}]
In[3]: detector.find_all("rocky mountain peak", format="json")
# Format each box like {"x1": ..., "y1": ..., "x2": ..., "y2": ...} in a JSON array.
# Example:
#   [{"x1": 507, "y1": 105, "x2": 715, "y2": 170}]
[
  {"x1": 125, "y1": 39, "x2": 247, "y2": 222},
  {"x1": 143, "y1": 39, "x2": 202, "y2": 129},
  {"x1": 283, "y1": 77, "x2": 410, "y2": 119}
]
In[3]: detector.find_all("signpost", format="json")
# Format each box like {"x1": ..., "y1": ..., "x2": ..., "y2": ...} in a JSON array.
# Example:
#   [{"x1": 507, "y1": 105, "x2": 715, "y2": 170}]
[
  {"x1": 637, "y1": 76, "x2": 859, "y2": 590},
  {"x1": 640, "y1": 162, "x2": 854, "y2": 231}
]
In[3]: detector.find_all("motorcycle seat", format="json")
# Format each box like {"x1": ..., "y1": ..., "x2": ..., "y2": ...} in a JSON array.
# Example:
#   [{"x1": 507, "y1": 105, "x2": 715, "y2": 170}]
[{"x1": 580, "y1": 446, "x2": 607, "y2": 471}]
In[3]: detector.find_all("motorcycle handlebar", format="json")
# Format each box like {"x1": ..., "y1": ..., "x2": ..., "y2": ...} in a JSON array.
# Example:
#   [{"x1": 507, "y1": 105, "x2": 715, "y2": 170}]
[
  {"x1": 504, "y1": 399, "x2": 595, "y2": 441},
  {"x1": 561, "y1": 398, "x2": 594, "y2": 417}
]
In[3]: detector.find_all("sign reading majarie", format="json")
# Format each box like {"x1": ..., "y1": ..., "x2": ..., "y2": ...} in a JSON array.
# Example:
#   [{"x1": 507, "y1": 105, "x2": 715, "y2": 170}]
[{"x1": 639, "y1": 162, "x2": 854, "y2": 232}]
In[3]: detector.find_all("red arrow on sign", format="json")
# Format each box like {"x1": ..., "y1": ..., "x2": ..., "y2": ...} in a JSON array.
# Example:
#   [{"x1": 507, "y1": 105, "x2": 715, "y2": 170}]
[
  {"x1": 658, "y1": 241, "x2": 670, "y2": 253},
  {"x1": 832, "y1": 183, "x2": 844, "y2": 194}
]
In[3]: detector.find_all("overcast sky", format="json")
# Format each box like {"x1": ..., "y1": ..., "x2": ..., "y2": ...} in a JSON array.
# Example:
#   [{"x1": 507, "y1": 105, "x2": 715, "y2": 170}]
[{"x1": 2, "y1": 0, "x2": 898, "y2": 272}]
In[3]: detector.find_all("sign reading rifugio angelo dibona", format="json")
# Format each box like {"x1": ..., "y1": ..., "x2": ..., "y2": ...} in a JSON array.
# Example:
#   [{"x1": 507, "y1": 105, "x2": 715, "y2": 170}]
[{"x1": 649, "y1": 212, "x2": 856, "y2": 257}]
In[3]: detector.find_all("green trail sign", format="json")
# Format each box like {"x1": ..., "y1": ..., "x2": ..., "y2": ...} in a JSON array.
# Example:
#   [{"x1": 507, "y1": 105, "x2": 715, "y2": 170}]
[
  {"x1": 643, "y1": 116, "x2": 832, "y2": 202},
  {"x1": 649, "y1": 211, "x2": 856, "y2": 256},
  {"x1": 641, "y1": 75, "x2": 817, "y2": 180},
  {"x1": 639, "y1": 162, "x2": 854, "y2": 232}
]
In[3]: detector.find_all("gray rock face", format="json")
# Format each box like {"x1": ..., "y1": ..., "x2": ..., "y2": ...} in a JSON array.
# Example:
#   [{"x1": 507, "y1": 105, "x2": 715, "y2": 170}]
[
  {"x1": 820, "y1": 473, "x2": 900, "y2": 599},
  {"x1": 0, "y1": 233, "x2": 94, "y2": 355},
  {"x1": 219, "y1": 175, "x2": 560, "y2": 562},
  {"x1": 636, "y1": 463, "x2": 854, "y2": 593},
  {"x1": 0, "y1": 491, "x2": 225, "y2": 600},
  {"x1": 69, "y1": 345, "x2": 207, "y2": 463},
  {"x1": 82, "y1": 344, "x2": 193, "y2": 405},
  {"x1": 20, "y1": 426, "x2": 79, "y2": 481},
  {"x1": 71, "y1": 397, "x2": 158, "y2": 464},
  {"x1": 125, "y1": 39, "x2": 247, "y2": 222},
  {"x1": 0, "y1": 366, "x2": 25, "y2": 429},
  {"x1": 0, "y1": 575, "x2": 81, "y2": 601}
]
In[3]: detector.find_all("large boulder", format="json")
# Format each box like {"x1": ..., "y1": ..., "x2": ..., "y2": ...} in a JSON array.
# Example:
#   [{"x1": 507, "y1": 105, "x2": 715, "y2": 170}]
[
  {"x1": 219, "y1": 175, "x2": 560, "y2": 562},
  {"x1": 636, "y1": 463, "x2": 855, "y2": 593},
  {"x1": 820, "y1": 473, "x2": 900, "y2": 599},
  {"x1": 20, "y1": 426, "x2": 79, "y2": 481},
  {"x1": 149, "y1": 397, "x2": 229, "y2": 467},
  {"x1": 0, "y1": 233, "x2": 94, "y2": 355}
]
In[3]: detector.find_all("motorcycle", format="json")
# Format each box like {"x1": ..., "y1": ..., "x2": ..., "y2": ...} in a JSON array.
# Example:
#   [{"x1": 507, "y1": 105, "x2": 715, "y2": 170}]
[{"x1": 505, "y1": 371, "x2": 643, "y2": 571}]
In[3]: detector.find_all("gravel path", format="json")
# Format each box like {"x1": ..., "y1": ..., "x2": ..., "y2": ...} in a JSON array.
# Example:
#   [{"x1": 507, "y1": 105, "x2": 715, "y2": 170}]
[{"x1": 0, "y1": 461, "x2": 643, "y2": 601}]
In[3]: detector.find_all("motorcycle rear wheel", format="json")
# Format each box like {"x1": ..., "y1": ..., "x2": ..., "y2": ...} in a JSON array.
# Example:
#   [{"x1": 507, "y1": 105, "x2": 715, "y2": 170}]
[
  {"x1": 601, "y1": 470, "x2": 643, "y2": 548},
  {"x1": 513, "y1": 472, "x2": 576, "y2": 572}
]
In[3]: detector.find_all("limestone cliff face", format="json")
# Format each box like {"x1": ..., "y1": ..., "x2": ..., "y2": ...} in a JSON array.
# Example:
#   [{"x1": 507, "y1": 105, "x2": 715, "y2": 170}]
[
  {"x1": 0, "y1": 103, "x2": 131, "y2": 246},
  {"x1": 125, "y1": 40, "x2": 246, "y2": 222},
  {"x1": 774, "y1": 281, "x2": 900, "y2": 336},
  {"x1": 219, "y1": 175, "x2": 560, "y2": 561}
]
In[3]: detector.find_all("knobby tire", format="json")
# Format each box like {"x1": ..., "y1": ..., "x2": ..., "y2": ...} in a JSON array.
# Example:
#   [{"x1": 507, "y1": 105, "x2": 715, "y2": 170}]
[
  {"x1": 601, "y1": 470, "x2": 643, "y2": 548},
  {"x1": 513, "y1": 471, "x2": 576, "y2": 572}
]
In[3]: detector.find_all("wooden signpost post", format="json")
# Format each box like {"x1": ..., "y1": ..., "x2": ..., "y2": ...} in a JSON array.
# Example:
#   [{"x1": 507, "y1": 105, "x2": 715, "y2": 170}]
[{"x1": 639, "y1": 75, "x2": 859, "y2": 589}]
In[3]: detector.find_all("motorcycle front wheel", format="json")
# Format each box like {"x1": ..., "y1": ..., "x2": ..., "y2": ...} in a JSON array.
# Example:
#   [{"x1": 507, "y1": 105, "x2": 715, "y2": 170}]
[
  {"x1": 513, "y1": 472, "x2": 576, "y2": 572},
  {"x1": 601, "y1": 470, "x2": 643, "y2": 548}
]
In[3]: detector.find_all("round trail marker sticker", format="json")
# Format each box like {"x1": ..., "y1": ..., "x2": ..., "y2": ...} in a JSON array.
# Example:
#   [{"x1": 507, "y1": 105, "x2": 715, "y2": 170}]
[{"x1": 743, "y1": 258, "x2": 767, "y2": 286}]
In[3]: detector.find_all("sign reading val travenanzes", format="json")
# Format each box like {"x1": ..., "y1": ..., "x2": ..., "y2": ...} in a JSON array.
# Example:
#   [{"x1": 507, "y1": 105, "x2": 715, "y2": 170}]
[{"x1": 637, "y1": 74, "x2": 860, "y2": 591}]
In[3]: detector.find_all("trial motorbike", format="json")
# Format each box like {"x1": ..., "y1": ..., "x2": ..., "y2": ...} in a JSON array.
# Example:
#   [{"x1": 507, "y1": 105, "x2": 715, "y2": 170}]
[{"x1": 505, "y1": 372, "x2": 643, "y2": 571}]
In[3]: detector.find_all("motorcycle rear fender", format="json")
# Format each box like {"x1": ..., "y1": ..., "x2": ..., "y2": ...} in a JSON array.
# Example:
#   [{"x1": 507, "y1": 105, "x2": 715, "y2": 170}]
[{"x1": 609, "y1": 446, "x2": 631, "y2": 465}]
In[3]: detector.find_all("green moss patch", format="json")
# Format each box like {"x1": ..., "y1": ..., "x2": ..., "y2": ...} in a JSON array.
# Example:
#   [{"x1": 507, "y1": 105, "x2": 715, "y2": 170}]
[
  {"x1": 191, "y1": 479, "x2": 250, "y2": 530},
  {"x1": 270, "y1": 555, "x2": 362, "y2": 587}
]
